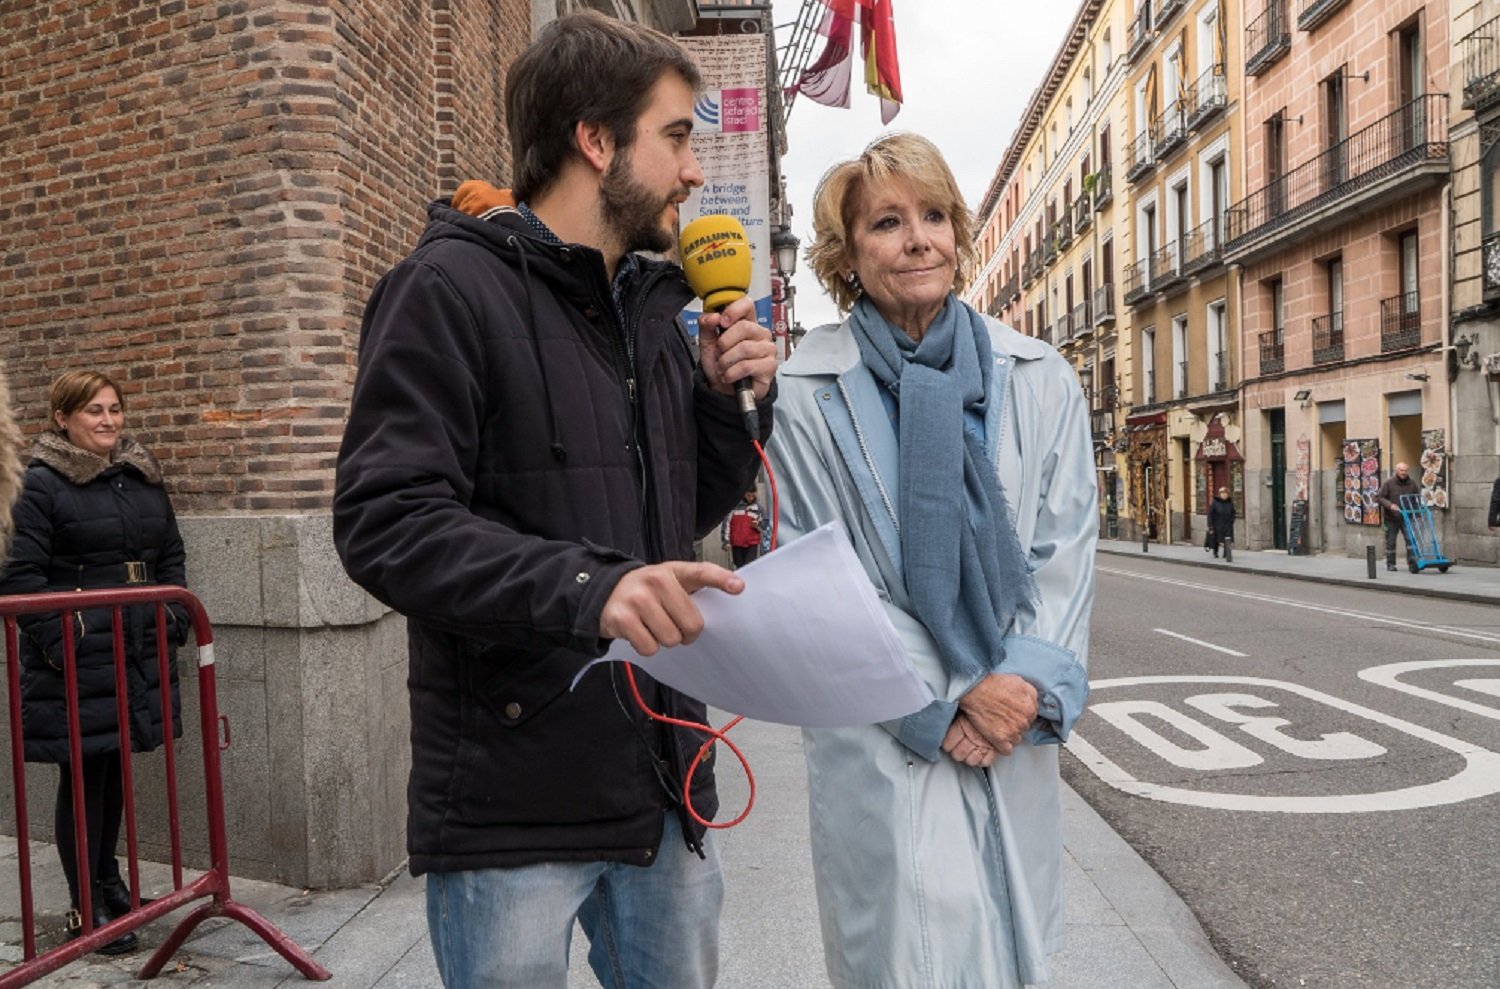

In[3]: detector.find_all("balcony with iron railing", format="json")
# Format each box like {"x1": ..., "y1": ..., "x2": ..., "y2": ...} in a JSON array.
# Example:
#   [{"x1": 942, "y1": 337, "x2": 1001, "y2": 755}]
[
  {"x1": 1312, "y1": 312, "x2": 1345, "y2": 364},
  {"x1": 1043, "y1": 229, "x2": 1058, "y2": 264},
  {"x1": 1485, "y1": 231, "x2": 1500, "y2": 300},
  {"x1": 1149, "y1": 243, "x2": 1186, "y2": 296},
  {"x1": 1124, "y1": 259, "x2": 1151, "y2": 305},
  {"x1": 1156, "y1": 0, "x2": 1187, "y2": 28},
  {"x1": 1259, "y1": 328, "x2": 1285, "y2": 375},
  {"x1": 1074, "y1": 193, "x2": 1092, "y2": 234},
  {"x1": 1095, "y1": 384, "x2": 1120, "y2": 414},
  {"x1": 1297, "y1": 0, "x2": 1349, "y2": 32},
  {"x1": 1211, "y1": 350, "x2": 1232, "y2": 392},
  {"x1": 1380, "y1": 293, "x2": 1422, "y2": 352},
  {"x1": 1225, "y1": 95, "x2": 1449, "y2": 264},
  {"x1": 1093, "y1": 168, "x2": 1114, "y2": 210},
  {"x1": 1176, "y1": 360, "x2": 1189, "y2": 399},
  {"x1": 1180, "y1": 215, "x2": 1224, "y2": 276},
  {"x1": 1023, "y1": 251, "x2": 1042, "y2": 286},
  {"x1": 1004, "y1": 274, "x2": 1020, "y2": 303},
  {"x1": 1153, "y1": 100, "x2": 1188, "y2": 160},
  {"x1": 1186, "y1": 65, "x2": 1227, "y2": 130},
  {"x1": 1128, "y1": 2, "x2": 1154, "y2": 63},
  {"x1": 1463, "y1": 14, "x2": 1500, "y2": 111},
  {"x1": 1093, "y1": 283, "x2": 1116, "y2": 325},
  {"x1": 1245, "y1": 0, "x2": 1290, "y2": 77},
  {"x1": 1056, "y1": 211, "x2": 1074, "y2": 251},
  {"x1": 1071, "y1": 300, "x2": 1093, "y2": 340},
  {"x1": 1126, "y1": 128, "x2": 1157, "y2": 183},
  {"x1": 1055, "y1": 312, "x2": 1075, "y2": 345}
]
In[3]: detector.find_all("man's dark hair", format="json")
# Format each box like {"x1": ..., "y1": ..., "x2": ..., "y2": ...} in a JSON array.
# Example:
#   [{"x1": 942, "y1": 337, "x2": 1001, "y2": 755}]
[{"x1": 506, "y1": 11, "x2": 701, "y2": 203}]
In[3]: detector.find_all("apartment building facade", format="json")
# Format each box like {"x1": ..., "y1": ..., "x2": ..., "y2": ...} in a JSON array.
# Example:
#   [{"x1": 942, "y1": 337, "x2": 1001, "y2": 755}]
[
  {"x1": 1120, "y1": 0, "x2": 1246, "y2": 545},
  {"x1": 970, "y1": 0, "x2": 1137, "y2": 538},
  {"x1": 1449, "y1": 0, "x2": 1500, "y2": 563},
  {"x1": 1227, "y1": 0, "x2": 1451, "y2": 555}
]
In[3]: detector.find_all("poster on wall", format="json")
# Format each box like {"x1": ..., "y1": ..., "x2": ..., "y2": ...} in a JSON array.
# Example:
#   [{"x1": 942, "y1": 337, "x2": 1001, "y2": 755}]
[
  {"x1": 1294, "y1": 436, "x2": 1311, "y2": 502},
  {"x1": 1419, "y1": 428, "x2": 1449, "y2": 510},
  {"x1": 677, "y1": 35, "x2": 772, "y2": 339},
  {"x1": 1342, "y1": 439, "x2": 1382, "y2": 526}
]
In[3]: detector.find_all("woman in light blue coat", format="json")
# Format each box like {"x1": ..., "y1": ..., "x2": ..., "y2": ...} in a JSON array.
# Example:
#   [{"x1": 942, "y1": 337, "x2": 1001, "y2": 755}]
[{"x1": 769, "y1": 134, "x2": 1097, "y2": 989}]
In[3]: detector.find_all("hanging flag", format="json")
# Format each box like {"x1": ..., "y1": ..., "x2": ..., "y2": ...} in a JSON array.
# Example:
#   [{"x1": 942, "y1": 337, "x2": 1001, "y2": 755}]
[
  {"x1": 788, "y1": 0, "x2": 857, "y2": 110},
  {"x1": 860, "y1": 0, "x2": 903, "y2": 124}
]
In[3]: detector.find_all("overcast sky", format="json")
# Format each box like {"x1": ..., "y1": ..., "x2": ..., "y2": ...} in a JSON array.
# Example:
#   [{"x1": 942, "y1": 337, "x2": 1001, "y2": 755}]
[{"x1": 768, "y1": 0, "x2": 1079, "y2": 329}]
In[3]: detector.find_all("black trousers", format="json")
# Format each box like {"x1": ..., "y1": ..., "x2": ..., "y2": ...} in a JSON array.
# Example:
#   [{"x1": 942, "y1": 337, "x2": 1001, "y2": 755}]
[
  {"x1": 731, "y1": 545, "x2": 759, "y2": 568},
  {"x1": 55, "y1": 753, "x2": 125, "y2": 908},
  {"x1": 1384, "y1": 518, "x2": 1414, "y2": 566}
]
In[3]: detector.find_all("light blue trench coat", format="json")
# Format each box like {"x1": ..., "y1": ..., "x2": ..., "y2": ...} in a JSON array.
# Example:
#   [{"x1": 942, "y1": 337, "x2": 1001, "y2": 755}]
[{"x1": 766, "y1": 311, "x2": 1098, "y2": 989}]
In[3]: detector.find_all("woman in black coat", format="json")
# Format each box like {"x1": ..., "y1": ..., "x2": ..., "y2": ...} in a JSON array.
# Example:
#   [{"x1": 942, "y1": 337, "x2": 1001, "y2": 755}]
[
  {"x1": 0, "y1": 370, "x2": 188, "y2": 953},
  {"x1": 1207, "y1": 486, "x2": 1236, "y2": 559}
]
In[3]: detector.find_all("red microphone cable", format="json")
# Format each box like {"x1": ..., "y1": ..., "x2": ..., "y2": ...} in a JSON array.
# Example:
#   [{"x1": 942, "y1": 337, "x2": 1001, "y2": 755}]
[{"x1": 621, "y1": 437, "x2": 779, "y2": 830}]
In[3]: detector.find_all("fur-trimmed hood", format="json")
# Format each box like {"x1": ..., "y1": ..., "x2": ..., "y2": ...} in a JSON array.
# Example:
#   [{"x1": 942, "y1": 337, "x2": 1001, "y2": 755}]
[
  {"x1": 28, "y1": 431, "x2": 164, "y2": 487},
  {"x1": 0, "y1": 369, "x2": 22, "y2": 561}
]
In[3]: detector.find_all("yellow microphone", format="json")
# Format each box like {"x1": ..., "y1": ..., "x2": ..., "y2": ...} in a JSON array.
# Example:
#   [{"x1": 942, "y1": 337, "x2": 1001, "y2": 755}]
[{"x1": 679, "y1": 214, "x2": 759, "y2": 437}]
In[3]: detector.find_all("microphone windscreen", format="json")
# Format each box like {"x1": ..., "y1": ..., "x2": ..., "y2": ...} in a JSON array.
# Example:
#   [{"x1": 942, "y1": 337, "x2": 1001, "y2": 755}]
[{"x1": 679, "y1": 215, "x2": 752, "y2": 311}]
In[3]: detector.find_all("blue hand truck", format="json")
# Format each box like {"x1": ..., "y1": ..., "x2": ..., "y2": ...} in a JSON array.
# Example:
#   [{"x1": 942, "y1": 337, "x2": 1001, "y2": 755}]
[{"x1": 1398, "y1": 493, "x2": 1453, "y2": 573}]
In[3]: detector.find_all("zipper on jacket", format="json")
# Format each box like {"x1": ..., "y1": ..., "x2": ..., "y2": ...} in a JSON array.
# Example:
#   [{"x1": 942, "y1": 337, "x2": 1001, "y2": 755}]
[{"x1": 837, "y1": 378, "x2": 901, "y2": 534}]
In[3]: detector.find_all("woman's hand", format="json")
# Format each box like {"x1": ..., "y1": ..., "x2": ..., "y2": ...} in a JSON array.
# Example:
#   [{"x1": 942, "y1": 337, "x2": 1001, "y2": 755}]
[
  {"x1": 697, "y1": 295, "x2": 777, "y2": 401},
  {"x1": 942, "y1": 711, "x2": 997, "y2": 768},
  {"x1": 957, "y1": 673, "x2": 1039, "y2": 756}
]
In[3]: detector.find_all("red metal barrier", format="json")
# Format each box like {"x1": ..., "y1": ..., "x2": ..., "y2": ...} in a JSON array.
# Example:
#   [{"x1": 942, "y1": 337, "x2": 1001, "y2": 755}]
[{"x1": 0, "y1": 586, "x2": 330, "y2": 984}]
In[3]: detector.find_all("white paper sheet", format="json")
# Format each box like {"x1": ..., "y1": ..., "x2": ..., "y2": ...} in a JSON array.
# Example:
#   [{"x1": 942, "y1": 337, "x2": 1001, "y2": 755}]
[{"x1": 571, "y1": 523, "x2": 933, "y2": 728}]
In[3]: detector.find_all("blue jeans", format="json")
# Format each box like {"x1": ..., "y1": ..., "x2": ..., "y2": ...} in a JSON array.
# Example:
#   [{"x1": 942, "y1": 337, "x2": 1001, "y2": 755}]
[{"x1": 426, "y1": 813, "x2": 723, "y2": 989}]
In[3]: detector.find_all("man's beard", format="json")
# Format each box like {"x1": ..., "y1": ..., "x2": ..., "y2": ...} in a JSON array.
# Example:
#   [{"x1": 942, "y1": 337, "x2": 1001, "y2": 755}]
[{"x1": 600, "y1": 150, "x2": 681, "y2": 255}]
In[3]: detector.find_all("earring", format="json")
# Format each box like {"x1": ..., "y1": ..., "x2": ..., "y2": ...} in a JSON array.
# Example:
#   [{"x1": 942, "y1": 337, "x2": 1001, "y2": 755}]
[{"x1": 846, "y1": 272, "x2": 862, "y2": 295}]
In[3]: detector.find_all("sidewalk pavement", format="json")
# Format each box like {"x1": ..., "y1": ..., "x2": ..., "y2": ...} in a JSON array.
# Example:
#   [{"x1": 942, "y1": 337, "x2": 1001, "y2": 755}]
[{"x1": 1097, "y1": 536, "x2": 1500, "y2": 605}]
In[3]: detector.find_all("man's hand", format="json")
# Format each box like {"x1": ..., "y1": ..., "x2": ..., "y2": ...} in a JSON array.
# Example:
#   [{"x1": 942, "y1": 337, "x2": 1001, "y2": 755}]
[
  {"x1": 599, "y1": 561, "x2": 744, "y2": 656},
  {"x1": 957, "y1": 673, "x2": 1039, "y2": 756},
  {"x1": 698, "y1": 295, "x2": 776, "y2": 401},
  {"x1": 942, "y1": 712, "x2": 997, "y2": 768}
]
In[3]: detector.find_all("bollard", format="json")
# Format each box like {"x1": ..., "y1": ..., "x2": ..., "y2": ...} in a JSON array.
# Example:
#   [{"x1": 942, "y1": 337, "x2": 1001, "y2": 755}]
[
  {"x1": 1142, "y1": 532, "x2": 1149, "y2": 553},
  {"x1": 1367, "y1": 544, "x2": 1377, "y2": 579},
  {"x1": 1223, "y1": 537, "x2": 1233, "y2": 563}
]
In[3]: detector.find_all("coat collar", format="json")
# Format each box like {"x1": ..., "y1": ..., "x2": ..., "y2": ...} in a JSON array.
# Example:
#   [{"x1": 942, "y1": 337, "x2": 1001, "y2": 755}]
[
  {"x1": 782, "y1": 308, "x2": 1050, "y2": 379},
  {"x1": 29, "y1": 432, "x2": 162, "y2": 486}
]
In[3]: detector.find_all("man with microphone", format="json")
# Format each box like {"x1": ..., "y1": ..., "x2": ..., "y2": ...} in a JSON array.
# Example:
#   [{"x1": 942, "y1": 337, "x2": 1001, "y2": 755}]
[{"x1": 332, "y1": 12, "x2": 776, "y2": 989}]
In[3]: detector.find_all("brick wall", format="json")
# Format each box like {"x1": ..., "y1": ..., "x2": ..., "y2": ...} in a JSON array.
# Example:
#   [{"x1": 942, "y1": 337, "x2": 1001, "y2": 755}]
[{"x1": 0, "y1": 0, "x2": 528, "y2": 512}]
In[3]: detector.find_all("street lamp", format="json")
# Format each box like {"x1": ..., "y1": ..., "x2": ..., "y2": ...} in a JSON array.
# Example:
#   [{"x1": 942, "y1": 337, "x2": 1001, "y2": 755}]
[{"x1": 772, "y1": 226, "x2": 801, "y2": 279}]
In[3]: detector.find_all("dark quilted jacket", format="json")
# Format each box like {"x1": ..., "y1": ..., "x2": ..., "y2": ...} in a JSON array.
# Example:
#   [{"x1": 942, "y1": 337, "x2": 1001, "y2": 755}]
[
  {"x1": 0, "y1": 434, "x2": 187, "y2": 763},
  {"x1": 333, "y1": 201, "x2": 770, "y2": 874}
]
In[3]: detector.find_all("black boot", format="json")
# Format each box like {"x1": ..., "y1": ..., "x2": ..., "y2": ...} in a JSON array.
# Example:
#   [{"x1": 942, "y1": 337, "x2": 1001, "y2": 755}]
[
  {"x1": 65, "y1": 902, "x2": 138, "y2": 955},
  {"x1": 99, "y1": 876, "x2": 152, "y2": 919}
]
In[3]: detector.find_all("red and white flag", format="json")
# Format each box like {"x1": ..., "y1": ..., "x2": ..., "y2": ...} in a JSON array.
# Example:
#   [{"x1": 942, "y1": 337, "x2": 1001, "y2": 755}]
[{"x1": 789, "y1": 0, "x2": 903, "y2": 122}]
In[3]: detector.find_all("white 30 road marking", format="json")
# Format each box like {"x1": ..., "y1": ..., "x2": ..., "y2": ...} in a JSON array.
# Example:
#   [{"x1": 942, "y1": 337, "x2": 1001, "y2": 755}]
[
  {"x1": 1099, "y1": 566, "x2": 1500, "y2": 646},
  {"x1": 1152, "y1": 628, "x2": 1248, "y2": 657},
  {"x1": 1359, "y1": 660, "x2": 1500, "y2": 721},
  {"x1": 1066, "y1": 674, "x2": 1500, "y2": 812}
]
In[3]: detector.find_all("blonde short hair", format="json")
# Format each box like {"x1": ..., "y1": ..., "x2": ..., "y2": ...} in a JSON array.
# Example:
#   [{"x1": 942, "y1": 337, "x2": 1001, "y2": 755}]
[{"x1": 805, "y1": 133, "x2": 977, "y2": 314}]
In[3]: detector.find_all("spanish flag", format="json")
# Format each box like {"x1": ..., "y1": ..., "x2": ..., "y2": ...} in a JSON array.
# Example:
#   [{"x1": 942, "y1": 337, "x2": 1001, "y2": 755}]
[{"x1": 861, "y1": 0, "x2": 903, "y2": 123}]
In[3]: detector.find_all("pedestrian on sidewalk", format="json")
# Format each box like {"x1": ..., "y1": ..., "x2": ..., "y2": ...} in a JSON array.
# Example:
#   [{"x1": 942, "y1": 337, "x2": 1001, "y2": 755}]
[
  {"x1": 1376, "y1": 462, "x2": 1420, "y2": 572},
  {"x1": 1207, "y1": 486, "x2": 1235, "y2": 559},
  {"x1": 0, "y1": 370, "x2": 191, "y2": 956},
  {"x1": 1488, "y1": 474, "x2": 1500, "y2": 531},
  {"x1": 769, "y1": 134, "x2": 1095, "y2": 989},
  {"x1": 720, "y1": 490, "x2": 763, "y2": 568},
  {"x1": 331, "y1": 13, "x2": 776, "y2": 989}
]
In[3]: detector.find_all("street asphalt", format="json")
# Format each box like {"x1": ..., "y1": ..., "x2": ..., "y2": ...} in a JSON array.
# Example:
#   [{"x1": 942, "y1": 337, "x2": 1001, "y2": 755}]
[{"x1": 15, "y1": 534, "x2": 1483, "y2": 988}]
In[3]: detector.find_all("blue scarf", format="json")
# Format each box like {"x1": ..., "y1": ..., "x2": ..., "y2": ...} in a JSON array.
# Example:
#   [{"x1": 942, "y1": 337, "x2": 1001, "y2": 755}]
[{"x1": 849, "y1": 295, "x2": 1036, "y2": 679}]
